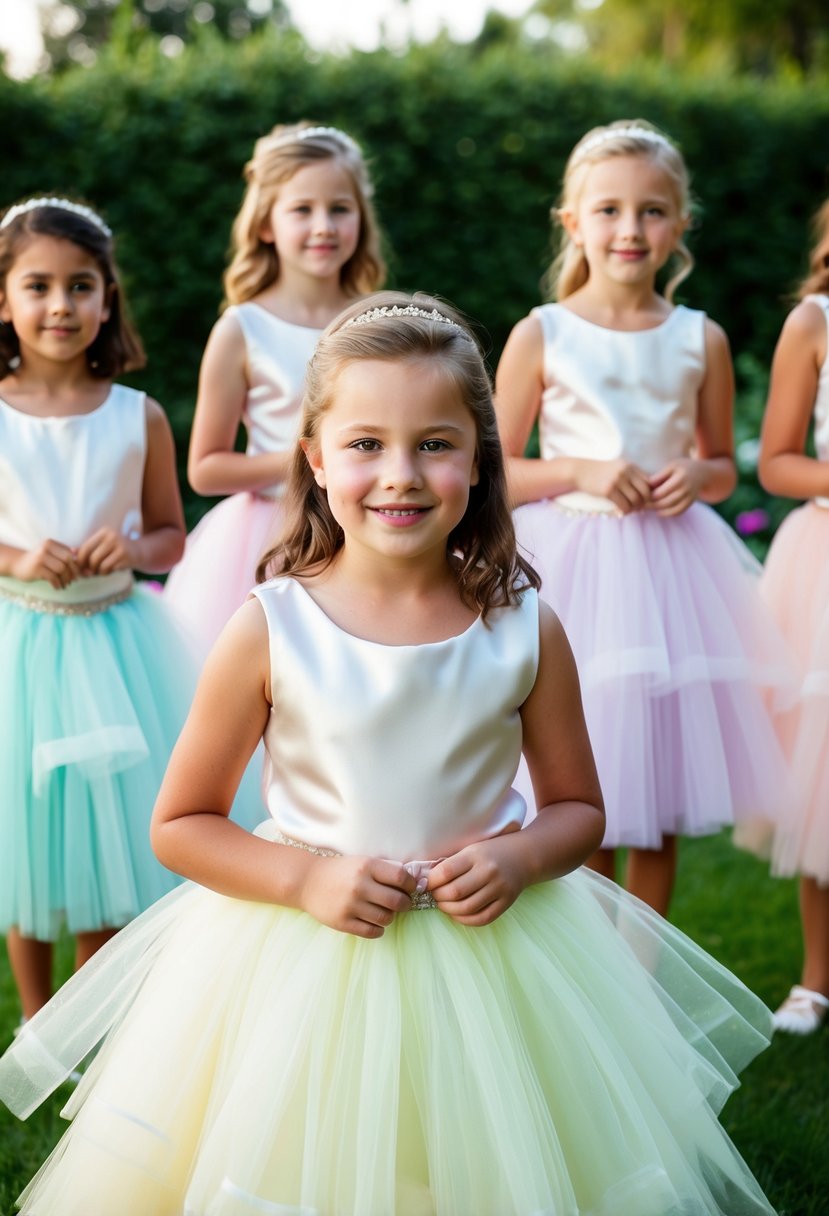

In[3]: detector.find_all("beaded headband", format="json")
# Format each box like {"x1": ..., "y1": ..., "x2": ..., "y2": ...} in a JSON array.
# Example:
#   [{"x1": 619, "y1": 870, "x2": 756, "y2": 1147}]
[
  {"x1": 571, "y1": 126, "x2": 673, "y2": 166},
  {"x1": 0, "y1": 196, "x2": 112, "y2": 238},
  {"x1": 263, "y1": 126, "x2": 361, "y2": 156},
  {"x1": 342, "y1": 304, "x2": 465, "y2": 331}
]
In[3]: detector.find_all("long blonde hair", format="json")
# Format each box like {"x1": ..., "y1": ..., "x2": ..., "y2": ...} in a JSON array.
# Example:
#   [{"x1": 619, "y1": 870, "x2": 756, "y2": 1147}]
[
  {"x1": 544, "y1": 119, "x2": 694, "y2": 303},
  {"x1": 797, "y1": 198, "x2": 829, "y2": 300},
  {"x1": 223, "y1": 122, "x2": 386, "y2": 307},
  {"x1": 257, "y1": 291, "x2": 539, "y2": 618}
]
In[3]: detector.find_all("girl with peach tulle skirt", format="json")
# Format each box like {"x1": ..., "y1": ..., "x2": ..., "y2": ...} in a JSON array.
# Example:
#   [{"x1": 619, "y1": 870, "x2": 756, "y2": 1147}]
[
  {"x1": 0, "y1": 197, "x2": 196, "y2": 1022},
  {"x1": 734, "y1": 199, "x2": 829, "y2": 1036},
  {"x1": 164, "y1": 122, "x2": 386, "y2": 657},
  {"x1": 496, "y1": 120, "x2": 791, "y2": 917},
  {"x1": 0, "y1": 292, "x2": 776, "y2": 1216}
]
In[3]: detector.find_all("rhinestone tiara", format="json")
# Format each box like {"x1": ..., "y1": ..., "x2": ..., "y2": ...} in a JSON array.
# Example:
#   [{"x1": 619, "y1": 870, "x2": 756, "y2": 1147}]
[
  {"x1": 571, "y1": 126, "x2": 672, "y2": 165},
  {"x1": 343, "y1": 305, "x2": 464, "y2": 330},
  {"x1": 0, "y1": 196, "x2": 112, "y2": 237},
  {"x1": 264, "y1": 126, "x2": 361, "y2": 156}
]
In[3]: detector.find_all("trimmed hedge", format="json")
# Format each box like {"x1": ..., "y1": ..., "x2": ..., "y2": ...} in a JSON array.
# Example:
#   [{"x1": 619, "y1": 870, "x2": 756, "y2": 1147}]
[{"x1": 2, "y1": 35, "x2": 829, "y2": 542}]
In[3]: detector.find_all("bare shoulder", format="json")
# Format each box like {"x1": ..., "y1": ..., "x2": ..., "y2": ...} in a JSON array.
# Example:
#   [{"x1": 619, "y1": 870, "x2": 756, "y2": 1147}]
[
  {"x1": 781, "y1": 298, "x2": 827, "y2": 346},
  {"x1": 702, "y1": 315, "x2": 732, "y2": 357}
]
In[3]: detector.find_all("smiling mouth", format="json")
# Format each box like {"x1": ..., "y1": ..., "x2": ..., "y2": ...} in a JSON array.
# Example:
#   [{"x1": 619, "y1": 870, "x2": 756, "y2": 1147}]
[{"x1": 373, "y1": 507, "x2": 427, "y2": 517}]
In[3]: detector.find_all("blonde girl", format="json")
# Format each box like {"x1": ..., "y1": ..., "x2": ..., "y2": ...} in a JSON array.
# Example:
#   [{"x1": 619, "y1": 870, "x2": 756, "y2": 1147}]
[
  {"x1": 496, "y1": 120, "x2": 789, "y2": 916},
  {"x1": 164, "y1": 122, "x2": 385, "y2": 654},
  {"x1": 1, "y1": 292, "x2": 774, "y2": 1216},
  {"x1": 735, "y1": 198, "x2": 829, "y2": 1034},
  {"x1": 0, "y1": 197, "x2": 193, "y2": 1018}
]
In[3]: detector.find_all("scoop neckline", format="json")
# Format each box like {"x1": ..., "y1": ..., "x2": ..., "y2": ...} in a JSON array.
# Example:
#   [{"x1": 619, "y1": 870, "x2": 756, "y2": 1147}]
[
  {"x1": 552, "y1": 303, "x2": 683, "y2": 335},
  {"x1": 284, "y1": 575, "x2": 485, "y2": 651},
  {"x1": 241, "y1": 302, "x2": 328, "y2": 335},
  {"x1": 0, "y1": 385, "x2": 115, "y2": 421}
]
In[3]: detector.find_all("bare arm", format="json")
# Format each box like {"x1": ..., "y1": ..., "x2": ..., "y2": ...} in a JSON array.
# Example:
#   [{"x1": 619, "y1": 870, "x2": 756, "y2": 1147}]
[
  {"x1": 76, "y1": 398, "x2": 186, "y2": 575},
  {"x1": 649, "y1": 319, "x2": 737, "y2": 515},
  {"x1": 495, "y1": 315, "x2": 651, "y2": 512},
  {"x1": 187, "y1": 312, "x2": 293, "y2": 496},
  {"x1": 428, "y1": 601, "x2": 605, "y2": 924},
  {"x1": 151, "y1": 599, "x2": 416, "y2": 936},
  {"x1": 758, "y1": 301, "x2": 828, "y2": 500}
]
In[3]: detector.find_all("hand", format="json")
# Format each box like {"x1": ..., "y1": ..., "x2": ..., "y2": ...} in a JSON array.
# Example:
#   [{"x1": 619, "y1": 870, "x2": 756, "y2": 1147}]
[
  {"x1": 10, "y1": 539, "x2": 81, "y2": 588},
  {"x1": 300, "y1": 854, "x2": 418, "y2": 940},
  {"x1": 76, "y1": 528, "x2": 135, "y2": 575},
  {"x1": 647, "y1": 459, "x2": 705, "y2": 516},
  {"x1": 573, "y1": 458, "x2": 651, "y2": 514},
  {"x1": 427, "y1": 834, "x2": 527, "y2": 926}
]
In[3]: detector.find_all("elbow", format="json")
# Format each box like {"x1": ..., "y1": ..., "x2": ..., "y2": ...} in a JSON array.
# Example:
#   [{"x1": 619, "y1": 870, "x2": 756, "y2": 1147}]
[{"x1": 187, "y1": 460, "x2": 212, "y2": 496}]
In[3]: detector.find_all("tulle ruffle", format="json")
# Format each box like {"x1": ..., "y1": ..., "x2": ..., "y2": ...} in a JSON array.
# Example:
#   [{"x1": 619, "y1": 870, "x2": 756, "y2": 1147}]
[
  {"x1": 164, "y1": 493, "x2": 285, "y2": 658},
  {"x1": 733, "y1": 503, "x2": 829, "y2": 883},
  {"x1": 0, "y1": 587, "x2": 197, "y2": 940},
  {"x1": 0, "y1": 869, "x2": 773, "y2": 1215},
  {"x1": 514, "y1": 501, "x2": 793, "y2": 847}
]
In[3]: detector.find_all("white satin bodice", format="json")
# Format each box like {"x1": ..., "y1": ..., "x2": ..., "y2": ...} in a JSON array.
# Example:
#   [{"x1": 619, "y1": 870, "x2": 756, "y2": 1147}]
[
  {"x1": 805, "y1": 295, "x2": 829, "y2": 506},
  {"x1": 251, "y1": 577, "x2": 538, "y2": 861},
  {"x1": 230, "y1": 304, "x2": 322, "y2": 496},
  {"x1": 533, "y1": 304, "x2": 706, "y2": 512},
  {"x1": 0, "y1": 385, "x2": 145, "y2": 602}
]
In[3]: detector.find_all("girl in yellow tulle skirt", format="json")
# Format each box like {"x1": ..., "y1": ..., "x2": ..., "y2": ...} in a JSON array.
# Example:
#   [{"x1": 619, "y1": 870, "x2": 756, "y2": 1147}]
[{"x1": 0, "y1": 292, "x2": 775, "y2": 1215}]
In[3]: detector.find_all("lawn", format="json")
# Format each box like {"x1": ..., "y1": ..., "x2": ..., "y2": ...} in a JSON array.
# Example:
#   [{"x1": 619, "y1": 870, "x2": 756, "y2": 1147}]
[{"x1": 0, "y1": 832, "x2": 826, "y2": 1215}]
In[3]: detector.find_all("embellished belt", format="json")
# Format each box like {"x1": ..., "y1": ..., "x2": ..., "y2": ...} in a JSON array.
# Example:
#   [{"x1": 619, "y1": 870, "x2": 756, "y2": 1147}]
[
  {"x1": 0, "y1": 577, "x2": 134, "y2": 616},
  {"x1": 265, "y1": 825, "x2": 439, "y2": 910}
]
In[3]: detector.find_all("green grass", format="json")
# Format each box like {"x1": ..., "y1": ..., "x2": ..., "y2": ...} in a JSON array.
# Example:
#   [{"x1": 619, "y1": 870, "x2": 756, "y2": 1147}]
[{"x1": 0, "y1": 836, "x2": 826, "y2": 1215}]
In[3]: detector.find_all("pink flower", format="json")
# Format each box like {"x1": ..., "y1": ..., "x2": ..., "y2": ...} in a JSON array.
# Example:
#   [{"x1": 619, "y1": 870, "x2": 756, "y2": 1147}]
[{"x1": 735, "y1": 508, "x2": 769, "y2": 537}]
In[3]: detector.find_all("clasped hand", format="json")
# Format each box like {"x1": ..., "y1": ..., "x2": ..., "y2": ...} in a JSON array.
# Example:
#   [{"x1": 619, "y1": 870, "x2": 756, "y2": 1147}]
[
  {"x1": 12, "y1": 529, "x2": 135, "y2": 588},
  {"x1": 576, "y1": 457, "x2": 703, "y2": 516}
]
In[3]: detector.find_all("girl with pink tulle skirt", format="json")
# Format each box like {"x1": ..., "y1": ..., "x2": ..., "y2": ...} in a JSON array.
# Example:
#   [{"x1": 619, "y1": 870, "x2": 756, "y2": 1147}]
[
  {"x1": 496, "y1": 119, "x2": 790, "y2": 916},
  {"x1": 164, "y1": 122, "x2": 385, "y2": 656}
]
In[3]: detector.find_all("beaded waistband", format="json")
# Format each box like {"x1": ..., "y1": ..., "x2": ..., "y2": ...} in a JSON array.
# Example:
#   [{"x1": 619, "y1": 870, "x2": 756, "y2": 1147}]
[
  {"x1": 265, "y1": 825, "x2": 439, "y2": 910},
  {"x1": 0, "y1": 578, "x2": 134, "y2": 616}
]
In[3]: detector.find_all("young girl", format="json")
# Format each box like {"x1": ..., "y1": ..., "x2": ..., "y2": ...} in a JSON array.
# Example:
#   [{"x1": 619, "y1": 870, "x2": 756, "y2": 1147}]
[
  {"x1": 0, "y1": 292, "x2": 776, "y2": 1215},
  {"x1": 734, "y1": 199, "x2": 829, "y2": 1034},
  {"x1": 0, "y1": 197, "x2": 195, "y2": 1019},
  {"x1": 164, "y1": 121, "x2": 386, "y2": 655},
  {"x1": 495, "y1": 120, "x2": 790, "y2": 916}
]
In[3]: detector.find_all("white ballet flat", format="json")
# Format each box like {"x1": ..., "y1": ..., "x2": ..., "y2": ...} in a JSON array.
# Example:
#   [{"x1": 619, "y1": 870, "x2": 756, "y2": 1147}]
[{"x1": 772, "y1": 985, "x2": 829, "y2": 1035}]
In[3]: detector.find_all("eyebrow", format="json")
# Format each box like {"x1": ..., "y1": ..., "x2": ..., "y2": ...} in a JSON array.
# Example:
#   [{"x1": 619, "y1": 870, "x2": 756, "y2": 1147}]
[
  {"x1": 19, "y1": 270, "x2": 100, "y2": 280},
  {"x1": 337, "y1": 422, "x2": 469, "y2": 435}
]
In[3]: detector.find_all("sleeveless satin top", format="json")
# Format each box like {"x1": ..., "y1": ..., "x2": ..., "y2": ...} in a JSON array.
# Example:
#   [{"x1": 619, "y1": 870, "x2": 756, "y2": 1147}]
[
  {"x1": 532, "y1": 304, "x2": 706, "y2": 513},
  {"x1": 229, "y1": 304, "x2": 322, "y2": 496},
  {"x1": 251, "y1": 577, "x2": 539, "y2": 861},
  {"x1": 804, "y1": 295, "x2": 829, "y2": 507},
  {"x1": 0, "y1": 385, "x2": 145, "y2": 603}
]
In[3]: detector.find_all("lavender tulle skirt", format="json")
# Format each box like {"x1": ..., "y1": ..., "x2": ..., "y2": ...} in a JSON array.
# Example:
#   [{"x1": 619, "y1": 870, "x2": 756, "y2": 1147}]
[
  {"x1": 514, "y1": 501, "x2": 793, "y2": 849},
  {"x1": 164, "y1": 492, "x2": 285, "y2": 659},
  {"x1": 734, "y1": 502, "x2": 829, "y2": 884}
]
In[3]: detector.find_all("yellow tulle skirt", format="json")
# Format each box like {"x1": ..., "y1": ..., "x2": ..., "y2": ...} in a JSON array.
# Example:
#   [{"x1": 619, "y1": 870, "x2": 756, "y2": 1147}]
[{"x1": 0, "y1": 870, "x2": 774, "y2": 1215}]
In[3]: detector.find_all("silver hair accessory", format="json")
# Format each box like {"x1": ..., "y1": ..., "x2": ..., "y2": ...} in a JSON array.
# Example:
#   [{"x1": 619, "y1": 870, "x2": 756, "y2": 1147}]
[
  {"x1": 342, "y1": 304, "x2": 464, "y2": 330},
  {"x1": 265, "y1": 126, "x2": 361, "y2": 155},
  {"x1": 0, "y1": 196, "x2": 112, "y2": 238},
  {"x1": 572, "y1": 126, "x2": 672, "y2": 165}
]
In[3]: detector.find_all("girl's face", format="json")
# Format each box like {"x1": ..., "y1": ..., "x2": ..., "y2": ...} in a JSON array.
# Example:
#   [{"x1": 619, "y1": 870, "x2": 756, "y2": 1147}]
[
  {"x1": 261, "y1": 159, "x2": 361, "y2": 284},
  {"x1": 304, "y1": 356, "x2": 479, "y2": 568},
  {"x1": 563, "y1": 154, "x2": 686, "y2": 288},
  {"x1": 0, "y1": 234, "x2": 110, "y2": 367}
]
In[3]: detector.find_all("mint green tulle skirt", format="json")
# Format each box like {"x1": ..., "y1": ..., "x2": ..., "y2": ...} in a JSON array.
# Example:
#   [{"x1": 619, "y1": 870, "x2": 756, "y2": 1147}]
[
  {"x1": 0, "y1": 869, "x2": 774, "y2": 1215},
  {"x1": 0, "y1": 586, "x2": 197, "y2": 941}
]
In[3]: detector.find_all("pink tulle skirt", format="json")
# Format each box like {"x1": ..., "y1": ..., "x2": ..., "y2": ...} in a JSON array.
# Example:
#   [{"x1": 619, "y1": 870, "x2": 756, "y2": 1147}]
[
  {"x1": 164, "y1": 493, "x2": 285, "y2": 659},
  {"x1": 734, "y1": 503, "x2": 829, "y2": 884},
  {"x1": 514, "y1": 501, "x2": 793, "y2": 849}
]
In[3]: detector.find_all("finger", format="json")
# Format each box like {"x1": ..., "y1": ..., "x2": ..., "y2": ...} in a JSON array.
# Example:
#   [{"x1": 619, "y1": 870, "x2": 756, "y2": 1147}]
[
  {"x1": 440, "y1": 895, "x2": 505, "y2": 925},
  {"x1": 345, "y1": 918, "x2": 385, "y2": 940},
  {"x1": 364, "y1": 883, "x2": 414, "y2": 916},
  {"x1": 371, "y1": 859, "x2": 419, "y2": 895},
  {"x1": 425, "y1": 853, "x2": 472, "y2": 890}
]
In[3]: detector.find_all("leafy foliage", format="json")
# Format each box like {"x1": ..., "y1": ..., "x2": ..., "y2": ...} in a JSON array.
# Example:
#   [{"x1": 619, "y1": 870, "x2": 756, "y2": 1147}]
[{"x1": 1, "y1": 38, "x2": 827, "y2": 538}]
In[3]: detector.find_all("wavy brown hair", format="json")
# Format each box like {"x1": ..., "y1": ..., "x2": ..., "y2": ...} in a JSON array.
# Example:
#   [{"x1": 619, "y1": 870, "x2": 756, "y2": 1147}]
[
  {"x1": 543, "y1": 118, "x2": 694, "y2": 304},
  {"x1": 0, "y1": 198, "x2": 145, "y2": 379},
  {"x1": 223, "y1": 123, "x2": 386, "y2": 307},
  {"x1": 796, "y1": 198, "x2": 829, "y2": 300},
  {"x1": 257, "y1": 291, "x2": 539, "y2": 618}
]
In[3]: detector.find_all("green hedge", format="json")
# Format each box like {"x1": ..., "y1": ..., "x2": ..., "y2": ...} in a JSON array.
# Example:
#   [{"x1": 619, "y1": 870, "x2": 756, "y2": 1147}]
[{"x1": 2, "y1": 35, "x2": 828, "y2": 544}]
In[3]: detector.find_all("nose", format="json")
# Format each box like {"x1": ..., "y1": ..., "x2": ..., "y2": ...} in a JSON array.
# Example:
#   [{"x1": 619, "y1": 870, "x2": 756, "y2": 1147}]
[
  {"x1": 617, "y1": 210, "x2": 644, "y2": 242},
  {"x1": 49, "y1": 289, "x2": 73, "y2": 315},
  {"x1": 382, "y1": 447, "x2": 423, "y2": 491},
  {"x1": 312, "y1": 207, "x2": 335, "y2": 235}
]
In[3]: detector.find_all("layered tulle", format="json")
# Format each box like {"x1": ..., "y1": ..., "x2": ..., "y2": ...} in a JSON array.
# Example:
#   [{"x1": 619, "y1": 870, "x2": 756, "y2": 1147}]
[
  {"x1": 164, "y1": 493, "x2": 285, "y2": 658},
  {"x1": 0, "y1": 587, "x2": 198, "y2": 941},
  {"x1": 734, "y1": 503, "x2": 829, "y2": 883},
  {"x1": 514, "y1": 501, "x2": 793, "y2": 847},
  {"x1": 0, "y1": 868, "x2": 773, "y2": 1216}
]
